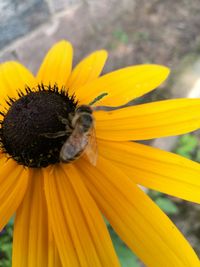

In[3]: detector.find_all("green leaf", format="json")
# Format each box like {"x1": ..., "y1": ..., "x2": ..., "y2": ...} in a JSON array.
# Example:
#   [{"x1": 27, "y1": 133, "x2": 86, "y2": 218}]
[
  {"x1": 103, "y1": 216, "x2": 110, "y2": 227},
  {"x1": 155, "y1": 197, "x2": 178, "y2": 215},
  {"x1": 0, "y1": 219, "x2": 13, "y2": 267},
  {"x1": 178, "y1": 134, "x2": 198, "y2": 152},
  {"x1": 175, "y1": 148, "x2": 191, "y2": 159},
  {"x1": 196, "y1": 150, "x2": 200, "y2": 162},
  {"x1": 181, "y1": 134, "x2": 198, "y2": 145},
  {"x1": 175, "y1": 134, "x2": 199, "y2": 159},
  {"x1": 148, "y1": 190, "x2": 162, "y2": 199},
  {"x1": 109, "y1": 228, "x2": 140, "y2": 267}
]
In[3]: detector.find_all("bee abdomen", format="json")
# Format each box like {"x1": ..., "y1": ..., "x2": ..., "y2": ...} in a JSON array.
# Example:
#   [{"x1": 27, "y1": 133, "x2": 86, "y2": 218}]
[
  {"x1": 59, "y1": 142, "x2": 84, "y2": 163},
  {"x1": 62, "y1": 152, "x2": 83, "y2": 163}
]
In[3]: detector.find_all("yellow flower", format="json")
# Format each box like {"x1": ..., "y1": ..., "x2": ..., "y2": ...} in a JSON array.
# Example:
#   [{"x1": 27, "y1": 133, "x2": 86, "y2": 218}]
[{"x1": 0, "y1": 40, "x2": 200, "y2": 267}]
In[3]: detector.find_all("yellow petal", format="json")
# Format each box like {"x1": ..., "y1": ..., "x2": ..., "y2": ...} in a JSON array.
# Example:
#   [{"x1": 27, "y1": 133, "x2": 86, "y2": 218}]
[
  {"x1": 75, "y1": 64, "x2": 169, "y2": 106},
  {"x1": 95, "y1": 98, "x2": 200, "y2": 141},
  {"x1": 43, "y1": 164, "x2": 120, "y2": 267},
  {"x1": 98, "y1": 140, "x2": 200, "y2": 204},
  {"x1": 37, "y1": 40, "x2": 73, "y2": 88},
  {"x1": 48, "y1": 225, "x2": 62, "y2": 267},
  {"x1": 76, "y1": 156, "x2": 200, "y2": 267},
  {"x1": 0, "y1": 61, "x2": 36, "y2": 109},
  {"x1": 68, "y1": 50, "x2": 108, "y2": 94},
  {"x1": 0, "y1": 157, "x2": 29, "y2": 231},
  {"x1": 12, "y1": 169, "x2": 62, "y2": 267}
]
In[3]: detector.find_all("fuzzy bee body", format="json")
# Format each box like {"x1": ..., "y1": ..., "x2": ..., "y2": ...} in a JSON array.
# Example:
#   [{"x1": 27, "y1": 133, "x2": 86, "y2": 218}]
[{"x1": 60, "y1": 105, "x2": 97, "y2": 165}]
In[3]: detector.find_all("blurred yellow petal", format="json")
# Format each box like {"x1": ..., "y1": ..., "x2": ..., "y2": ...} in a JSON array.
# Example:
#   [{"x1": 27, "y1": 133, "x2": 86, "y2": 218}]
[
  {"x1": 76, "y1": 156, "x2": 200, "y2": 267},
  {"x1": 44, "y1": 164, "x2": 120, "y2": 267},
  {"x1": 0, "y1": 61, "x2": 36, "y2": 109},
  {"x1": 37, "y1": 41, "x2": 73, "y2": 88},
  {"x1": 95, "y1": 98, "x2": 200, "y2": 140},
  {"x1": 48, "y1": 225, "x2": 62, "y2": 267},
  {"x1": 0, "y1": 157, "x2": 29, "y2": 231},
  {"x1": 12, "y1": 169, "x2": 62, "y2": 267},
  {"x1": 75, "y1": 64, "x2": 169, "y2": 106},
  {"x1": 98, "y1": 139, "x2": 200, "y2": 203},
  {"x1": 68, "y1": 50, "x2": 108, "y2": 94}
]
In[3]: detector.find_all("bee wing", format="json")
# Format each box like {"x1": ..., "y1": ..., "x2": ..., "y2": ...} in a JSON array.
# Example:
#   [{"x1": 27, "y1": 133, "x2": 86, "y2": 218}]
[
  {"x1": 84, "y1": 126, "x2": 98, "y2": 166},
  {"x1": 60, "y1": 129, "x2": 87, "y2": 162}
]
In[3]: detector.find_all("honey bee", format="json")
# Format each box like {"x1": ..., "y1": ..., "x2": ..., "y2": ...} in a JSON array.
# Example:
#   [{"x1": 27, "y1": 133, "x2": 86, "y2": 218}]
[
  {"x1": 42, "y1": 93, "x2": 108, "y2": 165},
  {"x1": 59, "y1": 92, "x2": 109, "y2": 165},
  {"x1": 59, "y1": 105, "x2": 97, "y2": 165}
]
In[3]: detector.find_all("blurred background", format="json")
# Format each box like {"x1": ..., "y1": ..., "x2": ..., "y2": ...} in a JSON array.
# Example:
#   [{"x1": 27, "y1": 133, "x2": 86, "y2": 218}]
[{"x1": 1, "y1": 0, "x2": 200, "y2": 266}]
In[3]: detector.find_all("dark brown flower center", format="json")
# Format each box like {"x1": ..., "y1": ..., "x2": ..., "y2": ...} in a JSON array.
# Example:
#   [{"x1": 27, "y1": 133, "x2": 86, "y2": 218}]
[{"x1": 0, "y1": 84, "x2": 77, "y2": 168}]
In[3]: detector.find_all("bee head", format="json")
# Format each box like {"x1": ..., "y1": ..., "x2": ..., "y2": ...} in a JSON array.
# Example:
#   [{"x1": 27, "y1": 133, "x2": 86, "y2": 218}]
[{"x1": 76, "y1": 105, "x2": 92, "y2": 114}]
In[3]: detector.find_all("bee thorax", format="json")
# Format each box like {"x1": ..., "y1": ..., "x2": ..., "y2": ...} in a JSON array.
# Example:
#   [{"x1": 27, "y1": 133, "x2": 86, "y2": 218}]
[{"x1": 72, "y1": 113, "x2": 93, "y2": 132}]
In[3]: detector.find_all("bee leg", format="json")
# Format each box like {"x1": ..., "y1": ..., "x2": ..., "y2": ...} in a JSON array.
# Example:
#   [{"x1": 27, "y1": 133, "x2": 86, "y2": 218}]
[
  {"x1": 57, "y1": 114, "x2": 74, "y2": 125},
  {"x1": 68, "y1": 113, "x2": 74, "y2": 122},
  {"x1": 57, "y1": 114, "x2": 74, "y2": 132},
  {"x1": 40, "y1": 131, "x2": 68, "y2": 139},
  {"x1": 65, "y1": 124, "x2": 73, "y2": 133},
  {"x1": 57, "y1": 115, "x2": 69, "y2": 125}
]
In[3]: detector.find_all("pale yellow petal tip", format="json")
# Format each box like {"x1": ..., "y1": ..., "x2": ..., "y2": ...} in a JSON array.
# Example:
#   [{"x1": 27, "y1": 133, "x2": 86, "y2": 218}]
[
  {"x1": 97, "y1": 49, "x2": 108, "y2": 59},
  {"x1": 45, "y1": 40, "x2": 73, "y2": 60},
  {"x1": 0, "y1": 61, "x2": 23, "y2": 70},
  {"x1": 143, "y1": 64, "x2": 171, "y2": 84},
  {"x1": 86, "y1": 49, "x2": 108, "y2": 62},
  {"x1": 0, "y1": 61, "x2": 36, "y2": 85},
  {"x1": 156, "y1": 64, "x2": 171, "y2": 78},
  {"x1": 53, "y1": 40, "x2": 73, "y2": 51},
  {"x1": 156, "y1": 64, "x2": 170, "y2": 78},
  {"x1": 144, "y1": 64, "x2": 170, "y2": 74},
  {"x1": 159, "y1": 66, "x2": 170, "y2": 85}
]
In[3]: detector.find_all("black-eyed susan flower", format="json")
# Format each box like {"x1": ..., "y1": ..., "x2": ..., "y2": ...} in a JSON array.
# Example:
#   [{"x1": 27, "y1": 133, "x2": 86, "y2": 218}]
[{"x1": 0, "y1": 40, "x2": 200, "y2": 267}]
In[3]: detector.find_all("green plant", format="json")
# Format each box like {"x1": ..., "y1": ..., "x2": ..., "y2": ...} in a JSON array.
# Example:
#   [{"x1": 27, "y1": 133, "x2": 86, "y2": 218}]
[
  {"x1": 148, "y1": 191, "x2": 179, "y2": 215},
  {"x1": 175, "y1": 134, "x2": 198, "y2": 159},
  {"x1": 108, "y1": 226, "x2": 140, "y2": 267},
  {"x1": 0, "y1": 219, "x2": 13, "y2": 267}
]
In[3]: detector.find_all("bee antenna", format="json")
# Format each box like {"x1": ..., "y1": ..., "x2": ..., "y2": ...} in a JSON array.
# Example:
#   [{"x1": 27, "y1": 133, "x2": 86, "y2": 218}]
[{"x1": 89, "y1": 93, "x2": 108, "y2": 106}]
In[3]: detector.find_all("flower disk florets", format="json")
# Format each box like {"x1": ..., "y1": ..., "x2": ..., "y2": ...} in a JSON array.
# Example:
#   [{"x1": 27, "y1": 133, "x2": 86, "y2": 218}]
[{"x1": 0, "y1": 84, "x2": 78, "y2": 168}]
